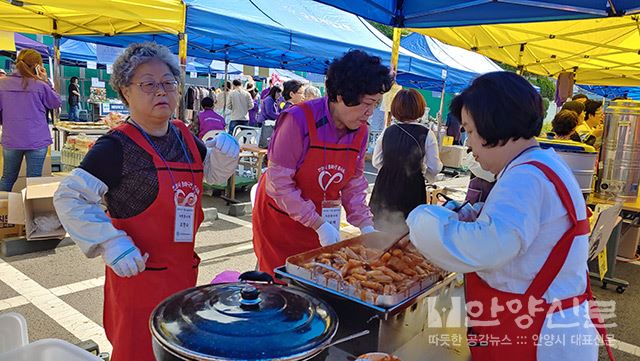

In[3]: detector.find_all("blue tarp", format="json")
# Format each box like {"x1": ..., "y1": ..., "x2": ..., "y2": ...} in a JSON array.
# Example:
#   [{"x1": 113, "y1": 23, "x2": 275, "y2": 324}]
[
  {"x1": 60, "y1": 38, "x2": 242, "y2": 75},
  {"x1": 68, "y1": 0, "x2": 468, "y2": 91},
  {"x1": 311, "y1": 1, "x2": 640, "y2": 28},
  {"x1": 60, "y1": 38, "x2": 96, "y2": 62},
  {"x1": 401, "y1": 33, "x2": 502, "y2": 74},
  {"x1": 578, "y1": 85, "x2": 640, "y2": 100},
  {"x1": 400, "y1": 33, "x2": 505, "y2": 92}
]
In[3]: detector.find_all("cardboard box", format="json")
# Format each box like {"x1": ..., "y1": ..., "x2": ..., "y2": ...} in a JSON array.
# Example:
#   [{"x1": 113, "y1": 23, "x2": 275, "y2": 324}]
[
  {"x1": 8, "y1": 177, "x2": 65, "y2": 241},
  {"x1": 0, "y1": 192, "x2": 25, "y2": 239},
  {"x1": 12, "y1": 177, "x2": 26, "y2": 193},
  {"x1": 617, "y1": 221, "x2": 640, "y2": 259},
  {"x1": 439, "y1": 145, "x2": 467, "y2": 169}
]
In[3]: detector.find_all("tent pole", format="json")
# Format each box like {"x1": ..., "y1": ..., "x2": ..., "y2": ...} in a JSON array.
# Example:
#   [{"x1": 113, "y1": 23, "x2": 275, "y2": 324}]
[
  {"x1": 223, "y1": 58, "x2": 229, "y2": 116},
  {"x1": 48, "y1": 56, "x2": 54, "y2": 83},
  {"x1": 385, "y1": 27, "x2": 401, "y2": 128},
  {"x1": 53, "y1": 35, "x2": 61, "y2": 122},
  {"x1": 178, "y1": 32, "x2": 188, "y2": 121},
  {"x1": 208, "y1": 73, "x2": 211, "y2": 88},
  {"x1": 436, "y1": 72, "x2": 448, "y2": 145}
]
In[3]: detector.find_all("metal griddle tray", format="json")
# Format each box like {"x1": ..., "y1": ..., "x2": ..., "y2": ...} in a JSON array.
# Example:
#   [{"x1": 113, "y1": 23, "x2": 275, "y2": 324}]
[{"x1": 283, "y1": 232, "x2": 453, "y2": 311}]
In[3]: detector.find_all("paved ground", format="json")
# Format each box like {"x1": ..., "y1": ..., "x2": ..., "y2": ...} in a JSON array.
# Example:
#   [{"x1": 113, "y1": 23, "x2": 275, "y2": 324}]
[{"x1": 1, "y1": 166, "x2": 638, "y2": 360}]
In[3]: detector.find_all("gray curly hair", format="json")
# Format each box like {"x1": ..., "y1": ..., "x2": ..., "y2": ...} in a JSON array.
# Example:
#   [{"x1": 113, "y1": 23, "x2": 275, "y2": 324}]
[{"x1": 110, "y1": 42, "x2": 181, "y2": 106}]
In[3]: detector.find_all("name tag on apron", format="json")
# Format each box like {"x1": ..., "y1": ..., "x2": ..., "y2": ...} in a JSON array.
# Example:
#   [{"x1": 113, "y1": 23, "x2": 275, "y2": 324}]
[
  {"x1": 321, "y1": 199, "x2": 341, "y2": 231},
  {"x1": 175, "y1": 205, "x2": 195, "y2": 242}
]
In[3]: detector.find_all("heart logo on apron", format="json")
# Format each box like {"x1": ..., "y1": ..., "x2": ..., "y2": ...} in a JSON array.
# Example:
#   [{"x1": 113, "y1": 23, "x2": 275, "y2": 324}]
[
  {"x1": 174, "y1": 188, "x2": 199, "y2": 207},
  {"x1": 318, "y1": 170, "x2": 344, "y2": 192}
]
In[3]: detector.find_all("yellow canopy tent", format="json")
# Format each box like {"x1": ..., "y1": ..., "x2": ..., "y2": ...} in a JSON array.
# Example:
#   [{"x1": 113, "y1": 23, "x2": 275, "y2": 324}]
[
  {"x1": 412, "y1": 15, "x2": 640, "y2": 86},
  {"x1": 0, "y1": 0, "x2": 188, "y2": 118},
  {"x1": 0, "y1": 0, "x2": 185, "y2": 35}
]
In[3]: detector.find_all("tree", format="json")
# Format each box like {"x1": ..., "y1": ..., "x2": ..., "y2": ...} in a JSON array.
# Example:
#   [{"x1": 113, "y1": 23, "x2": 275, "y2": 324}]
[
  {"x1": 367, "y1": 21, "x2": 411, "y2": 40},
  {"x1": 530, "y1": 76, "x2": 555, "y2": 100}
]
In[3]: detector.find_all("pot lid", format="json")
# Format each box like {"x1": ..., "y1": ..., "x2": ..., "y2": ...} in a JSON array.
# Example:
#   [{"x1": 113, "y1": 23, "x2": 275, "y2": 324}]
[{"x1": 151, "y1": 282, "x2": 338, "y2": 360}]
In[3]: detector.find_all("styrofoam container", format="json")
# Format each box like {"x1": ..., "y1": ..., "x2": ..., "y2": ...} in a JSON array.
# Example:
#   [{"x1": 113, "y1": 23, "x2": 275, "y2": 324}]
[
  {"x1": 0, "y1": 339, "x2": 102, "y2": 361},
  {"x1": 0, "y1": 312, "x2": 28, "y2": 353}
]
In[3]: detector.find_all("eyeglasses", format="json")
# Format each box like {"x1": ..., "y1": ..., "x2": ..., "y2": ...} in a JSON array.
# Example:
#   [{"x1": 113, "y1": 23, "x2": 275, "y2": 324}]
[{"x1": 135, "y1": 80, "x2": 179, "y2": 93}]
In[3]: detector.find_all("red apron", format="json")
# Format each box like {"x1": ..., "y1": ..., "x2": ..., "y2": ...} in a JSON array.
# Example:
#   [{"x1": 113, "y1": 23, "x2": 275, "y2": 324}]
[
  {"x1": 252, "y1": 103, "x2": 367, "y2": 275},
  {"x1": 104, "y1": 121, "x2": 204, "y2": 361},
  {"x1": 465, "y1": 161, "x2": 614, "y2": 361}
]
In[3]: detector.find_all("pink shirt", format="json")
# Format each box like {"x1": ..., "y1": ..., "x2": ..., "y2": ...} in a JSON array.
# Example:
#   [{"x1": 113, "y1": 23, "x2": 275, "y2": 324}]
[{"x1": 265, "y1": 97, "x2": 373, "y2": 229}]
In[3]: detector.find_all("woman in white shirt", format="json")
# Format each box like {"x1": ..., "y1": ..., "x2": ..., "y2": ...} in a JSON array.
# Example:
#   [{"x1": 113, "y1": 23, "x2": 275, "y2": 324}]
[
  {"x1": 407, "y1": 72, "x2": 612, "y2": 361},
  {"x1": 370, "y1": 88, "x2": 442, "y2": 232}
]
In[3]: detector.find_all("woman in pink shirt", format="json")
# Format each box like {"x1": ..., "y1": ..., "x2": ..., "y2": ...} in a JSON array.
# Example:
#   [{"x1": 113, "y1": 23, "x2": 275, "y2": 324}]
[{"x1": 252, "y1": 50, "x2": 393, "y2": 275}]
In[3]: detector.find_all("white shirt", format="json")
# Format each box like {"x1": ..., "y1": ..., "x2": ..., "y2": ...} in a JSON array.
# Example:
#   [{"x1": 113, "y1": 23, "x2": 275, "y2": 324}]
[
  {"x1": 372, "y1": 122, "x2": 443, "y2": 183},
  {"x1": 407, "y1": 147, "x2": 598, "y2": 360}
]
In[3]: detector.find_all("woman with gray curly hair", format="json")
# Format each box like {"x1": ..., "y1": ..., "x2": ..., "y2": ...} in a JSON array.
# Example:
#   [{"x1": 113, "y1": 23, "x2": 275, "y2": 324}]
[{"x1": 53, "y1": 42, "x2": 239, "y2": 361}]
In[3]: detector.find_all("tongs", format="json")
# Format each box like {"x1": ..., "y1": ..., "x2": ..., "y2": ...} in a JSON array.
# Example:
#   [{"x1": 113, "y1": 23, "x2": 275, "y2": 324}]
[{"x1": 363, "y1": 231, "x2": 410, "y2": 263}]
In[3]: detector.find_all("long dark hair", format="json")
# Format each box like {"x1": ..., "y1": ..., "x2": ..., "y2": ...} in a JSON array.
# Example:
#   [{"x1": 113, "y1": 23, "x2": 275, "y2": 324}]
[{"x1": 268, "y1": 85, "x2": 282, "y2": 101}]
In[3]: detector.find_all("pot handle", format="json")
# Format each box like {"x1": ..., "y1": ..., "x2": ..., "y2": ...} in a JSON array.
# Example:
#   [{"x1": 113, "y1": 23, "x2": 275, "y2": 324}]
[{"x1": 239, "y1": 271, "x2": 274, "y2": 284}]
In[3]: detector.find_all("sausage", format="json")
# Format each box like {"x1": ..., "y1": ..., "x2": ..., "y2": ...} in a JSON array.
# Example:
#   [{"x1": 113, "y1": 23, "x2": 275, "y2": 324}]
[
  {"x1": 361, "y1": 280, "x2": 384, "y2": 292},
  {"x1": 377, "y1": 266, "x2": 404, "y2": 281},
  {"x1": 401, "y1": 268, "x2": 417, "y2": 277},
  {"x1": 380, "y1": 252, "x2": 392, "y2": 263},
  {"x1": 369, "y1": 273, "x2": 394, "y2": 284}
]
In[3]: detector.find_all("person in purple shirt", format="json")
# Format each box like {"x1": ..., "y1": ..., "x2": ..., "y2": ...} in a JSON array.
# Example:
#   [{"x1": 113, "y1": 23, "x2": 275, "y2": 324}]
[
  {"x1": 0, "y1": 49, "x2": 61, "y2": 191},
  {"x1": 198, "y1": 97, "x2": 226, "y2": 139},
  {"x1": 246, "y1": 83, "x2": 260, "y2": 127},
  {"x1": 280, "y1": 80, "x2": 305, "y2": 111},
  {"x1": 259, "y1": 85, "x2": 282, "y2": 122},
  {"x1": 260, "y1": 78, "x2": 273, "y2": 100}
]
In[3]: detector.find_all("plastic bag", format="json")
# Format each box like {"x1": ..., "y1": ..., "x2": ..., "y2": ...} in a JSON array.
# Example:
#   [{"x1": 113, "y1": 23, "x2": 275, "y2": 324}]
[{"x1": 32, "y1": 214, "x2": 62, "y2": 233}]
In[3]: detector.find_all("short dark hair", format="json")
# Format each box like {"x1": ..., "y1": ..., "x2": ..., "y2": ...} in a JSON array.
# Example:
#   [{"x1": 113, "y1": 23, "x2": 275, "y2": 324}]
[
  {"x1": 572, "y1": 93, "x2": 588, "y2": 101},
  {"x1": 561, "y1": 100, "x2": 585, "y2": 116},
  {"x1": 268, "y1": 85, "x2": 282, "y2": 100},
  {"x1": 70, "y1": 76, "x2": 79, "y2": 83},
  {"x1": 201, "y1": 96, "x2": 214, "y2": 109},
  {"x1": 391, "y1": 89, "x2": 425, "y2": 122},
  {"x1": 552, "y1": 110, "x2": 579, "y2": 136},
  {"x1": 232, "y1": 79, "x2": 242, "y2": 87},
  {"x1": 325, "y1": 49, "x2": 393, "y2": 106},
  {"x1": 449, "y1": 71, "x2": 543, "y2": 147},
  {"x1": 283, "y1": 80, "x2": 304, "y2": 101},
  {"x1": 584, "y1": 99, "x2": 603, "y2": 120}
]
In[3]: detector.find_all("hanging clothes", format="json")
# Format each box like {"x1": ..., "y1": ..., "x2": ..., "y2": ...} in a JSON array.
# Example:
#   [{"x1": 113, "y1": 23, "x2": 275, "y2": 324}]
[{"x1": 555, "y1": 72, "x2": 575, "y2": 107}]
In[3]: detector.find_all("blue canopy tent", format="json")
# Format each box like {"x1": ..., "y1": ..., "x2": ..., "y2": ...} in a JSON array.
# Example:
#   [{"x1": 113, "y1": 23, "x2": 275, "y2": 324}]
[
  {"x1": 68, "y1": 0, "x2": 469, "y2": 91},
  {"x1": 401, "y1": 33, "x2": 502, "y2": 75},
  {"x1": 578, "y1": 85, "x2": 640, "y2": 100},
  {"x1": 309, "y1": 1, "x2": 640, "y2": 28},
  {"x1": 60, "y1": 38, "x2": 96, "y2": 63}
]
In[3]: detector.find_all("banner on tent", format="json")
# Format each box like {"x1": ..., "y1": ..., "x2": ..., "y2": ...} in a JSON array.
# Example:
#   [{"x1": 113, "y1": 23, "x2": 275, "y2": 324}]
[{"x1": 96, "y1": 44, "x2": 124, "y2": 64}]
